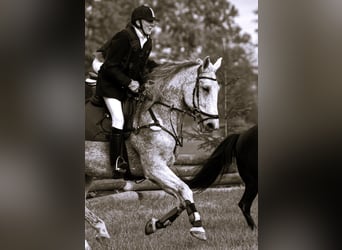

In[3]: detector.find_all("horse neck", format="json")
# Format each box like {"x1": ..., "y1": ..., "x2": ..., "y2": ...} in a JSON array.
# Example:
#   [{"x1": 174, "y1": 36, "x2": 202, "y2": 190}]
[
  {"x1": 158, "y1": 66, "x2": 196, "y2": 110},
  {"x1": 137, "y1": 67, "x2": 196, "y2": 131}
]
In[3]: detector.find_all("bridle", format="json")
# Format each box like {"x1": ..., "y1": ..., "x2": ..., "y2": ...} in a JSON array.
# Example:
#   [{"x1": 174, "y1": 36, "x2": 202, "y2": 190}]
[
  {"x1": 134, "y1": 65, "x2": 219, "y2": 149},
  {"x1": 192, "y1": 65, "x2": 219, "y2": 123}
]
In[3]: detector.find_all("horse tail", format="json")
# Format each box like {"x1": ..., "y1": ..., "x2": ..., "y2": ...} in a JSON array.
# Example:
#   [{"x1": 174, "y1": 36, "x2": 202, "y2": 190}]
[{"x1": 185, "y1": 133, "x2": 240, "y2": 191}]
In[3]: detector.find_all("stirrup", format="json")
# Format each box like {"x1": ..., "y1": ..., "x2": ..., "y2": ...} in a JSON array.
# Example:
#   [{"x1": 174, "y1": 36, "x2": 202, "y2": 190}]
[
  {"x1": 145, "y1": 218, "x2": 158, "y2": 235},
  {"x1": 115, "y1": 156, "x2": 128, "y2": 173}
]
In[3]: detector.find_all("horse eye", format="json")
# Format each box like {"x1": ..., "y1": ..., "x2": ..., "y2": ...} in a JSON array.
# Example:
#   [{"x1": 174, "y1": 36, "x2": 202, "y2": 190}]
[{"x1": 202, "y1": 86, "x2": 210, "y2": 93}]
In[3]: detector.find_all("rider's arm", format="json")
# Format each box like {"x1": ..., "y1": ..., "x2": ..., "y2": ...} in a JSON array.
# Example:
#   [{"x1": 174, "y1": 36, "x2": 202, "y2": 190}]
[{"x1": 100, "y1": 31, "x2": 132, "y2": 88}]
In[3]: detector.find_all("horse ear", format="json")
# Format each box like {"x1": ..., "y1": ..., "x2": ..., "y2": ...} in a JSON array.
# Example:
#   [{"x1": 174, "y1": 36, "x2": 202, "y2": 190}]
[
  {"x1": 213, "y1": 57, "x2": 222, "y2": 72},
  {"x1": 203, "y1": 56, "x2": 210, "y2": 69}
]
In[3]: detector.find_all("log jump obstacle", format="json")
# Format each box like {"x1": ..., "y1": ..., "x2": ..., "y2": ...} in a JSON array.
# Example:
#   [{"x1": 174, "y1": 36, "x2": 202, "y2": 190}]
[{"x1": 85, "y1": 141, "x2": 242, "y2": 193}]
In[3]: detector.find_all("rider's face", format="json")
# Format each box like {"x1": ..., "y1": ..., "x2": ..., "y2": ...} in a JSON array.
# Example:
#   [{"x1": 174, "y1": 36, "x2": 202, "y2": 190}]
[{"x1": 141, "y1": 19, "x2": 156, "y2": 35}]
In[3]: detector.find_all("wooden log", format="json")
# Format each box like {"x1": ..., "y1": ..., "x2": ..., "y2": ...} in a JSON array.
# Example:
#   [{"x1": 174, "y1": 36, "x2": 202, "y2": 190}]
[
  {"x1": 89, "y1": 173, "x2": 242, "y2": 192},
  {"x1": 85, "y1": 141, "x2": 213, "y2": 178},
  {"x1": 85, "y1": 161, "x2": 236, "y2": 179},
  {"x1": 89, "y1": 179, "x2": 159, "y2": 192},
  {"x1": 170, "y1": 165, "x2": 199, "y2": 177},
  {"x1": 175, "y1": 154, "x2": 210, "y2": 165},
  {"x1": 170, "y1": 164, "x2": 236, "y2": 177},
  {"x1": 87, "y1": 191, "x2": 140, "y2": 205},
  {"x1": 88, "y1": 179, "x2": 127, "y2": 191},
  {"x1": 85, "y1": 141, "x2": 112, "y2": 178},
  {"x1": 213, "y1": 173, "x2": 242, "y2": 186},
  {"x1": 87, "y1": 190, "x2": 169, "y2": 204},
  {"x1": 136, "y1": 190, "x2": 171, "y2": 200}
]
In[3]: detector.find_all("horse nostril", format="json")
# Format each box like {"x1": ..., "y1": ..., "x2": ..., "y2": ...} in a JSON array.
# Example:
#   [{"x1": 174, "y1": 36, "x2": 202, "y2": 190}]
[{"x1": 206, "y1": 122, "x2": 214, "y2": 130}]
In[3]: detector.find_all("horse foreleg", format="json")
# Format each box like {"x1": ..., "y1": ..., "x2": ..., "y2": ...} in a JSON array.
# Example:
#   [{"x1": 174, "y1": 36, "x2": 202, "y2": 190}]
[
  {"x1": 144, "y1": 182, "x2": 186, "y2": 235},
  {"x1": 144, "y1": 164, "x2": 206, "y2": 240},
  {"x1": 175, "y1": 178, "x2": 207, "y2": 241},
  {"x1": 238, "y1": 183, "x2": 258, "y2": 230},
  {"x1": 85, "y1": 205, "x2": 110, "y2": 239},
  {"x1": 184, "y1": 200, "x2": 207, "y2": 240},
  {"x1": 85, "y1": 174, "x2": 110, "y2": 239},
  {"x1": 145, "y1": 205, "x2": 185, "y2": 235}
]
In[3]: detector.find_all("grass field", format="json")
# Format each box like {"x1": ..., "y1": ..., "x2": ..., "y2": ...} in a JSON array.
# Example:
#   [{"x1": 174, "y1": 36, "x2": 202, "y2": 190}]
[{"x1": 85, "y1": 187, "x2": 258, "y2": 250}]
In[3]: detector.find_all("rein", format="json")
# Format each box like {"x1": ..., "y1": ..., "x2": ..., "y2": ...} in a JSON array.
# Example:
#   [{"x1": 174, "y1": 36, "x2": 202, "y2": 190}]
[
  {"x1": 133, "y1": 101, "x2": 189, "y2": 147},
  {"x1": 133, "y1": 65, "x2": 219, "y2": 148}
]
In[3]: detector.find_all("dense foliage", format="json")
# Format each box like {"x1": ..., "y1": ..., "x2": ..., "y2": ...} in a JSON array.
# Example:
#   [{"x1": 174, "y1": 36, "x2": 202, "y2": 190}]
[{"x1": 85, "y1": 0, "x2": 258, "y2": 151}]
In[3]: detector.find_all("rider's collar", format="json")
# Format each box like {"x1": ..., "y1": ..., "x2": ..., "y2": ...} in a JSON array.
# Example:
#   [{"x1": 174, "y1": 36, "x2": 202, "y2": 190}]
[{"x1": 133, "y1": 26, "x2": 148, "y2": 48}]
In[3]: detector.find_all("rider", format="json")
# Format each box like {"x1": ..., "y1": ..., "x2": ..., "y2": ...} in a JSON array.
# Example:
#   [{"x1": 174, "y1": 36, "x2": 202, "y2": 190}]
[{"x1": 95, "y1": 5, "x2": 159, "y2": 177}]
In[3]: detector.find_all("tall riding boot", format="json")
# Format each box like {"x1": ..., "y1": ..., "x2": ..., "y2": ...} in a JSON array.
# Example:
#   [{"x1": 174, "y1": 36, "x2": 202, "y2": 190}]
[{"x1": 109, "y1": 127, "x2": 128, "y2": 174}]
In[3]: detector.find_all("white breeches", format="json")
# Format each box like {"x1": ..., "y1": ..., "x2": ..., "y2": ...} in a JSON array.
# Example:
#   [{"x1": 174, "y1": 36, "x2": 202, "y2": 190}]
[
  {"x1": 103, "y1": 97, "x2": 124, "y2": 129},
  {"x1": 92, "y1": 57, "x2": 103, "y2": 74}
]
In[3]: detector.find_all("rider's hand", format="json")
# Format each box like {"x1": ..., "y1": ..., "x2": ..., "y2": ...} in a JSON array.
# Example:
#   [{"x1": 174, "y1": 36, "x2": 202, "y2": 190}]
[{"x1": 128, "y1": 80, "x2": 140, "y2": 93}]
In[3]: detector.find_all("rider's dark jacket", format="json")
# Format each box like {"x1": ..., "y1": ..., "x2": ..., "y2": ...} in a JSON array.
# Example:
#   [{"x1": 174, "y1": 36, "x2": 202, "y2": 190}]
[{"x1": 96, "y1": 24, "x2": 157, "y2": 101}]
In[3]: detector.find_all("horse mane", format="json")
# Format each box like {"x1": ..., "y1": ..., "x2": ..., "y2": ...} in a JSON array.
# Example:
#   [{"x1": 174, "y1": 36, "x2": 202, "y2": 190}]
[
  {"x1": 140, "y1": 60, "x2": 200, "y2": 112},
  {"x1": 147, "y1": 60, "x2": 200, "y2": 85}
]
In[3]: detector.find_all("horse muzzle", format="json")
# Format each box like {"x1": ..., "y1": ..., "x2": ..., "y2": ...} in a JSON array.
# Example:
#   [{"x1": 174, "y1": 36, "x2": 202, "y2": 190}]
[{"x1": 199, "y1": 117, "x2": 219, "y2": 132}]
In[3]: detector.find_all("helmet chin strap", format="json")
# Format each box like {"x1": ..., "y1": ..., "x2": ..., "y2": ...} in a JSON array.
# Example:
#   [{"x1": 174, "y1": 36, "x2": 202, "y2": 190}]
[{"x1": 135, "y1": 20, "x2": 149, "y2": 38}]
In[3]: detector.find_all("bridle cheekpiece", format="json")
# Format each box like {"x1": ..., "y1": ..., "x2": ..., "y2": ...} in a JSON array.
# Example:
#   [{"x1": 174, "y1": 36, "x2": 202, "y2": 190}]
[{"x1": 192, "y1": 65, "x2": 219, "y2": 123}]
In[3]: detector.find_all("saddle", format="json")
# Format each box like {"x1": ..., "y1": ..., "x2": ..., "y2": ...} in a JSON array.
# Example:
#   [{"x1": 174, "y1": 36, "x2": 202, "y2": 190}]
[{"x1": 85, "y1": 94, "x2": 137, "y2": 142}]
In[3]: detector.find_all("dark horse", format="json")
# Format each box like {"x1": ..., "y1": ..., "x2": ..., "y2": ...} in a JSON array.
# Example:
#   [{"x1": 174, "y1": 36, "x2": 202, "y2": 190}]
[{"x1": 189, "y1": 125, "x2": 258, "y2": 229}]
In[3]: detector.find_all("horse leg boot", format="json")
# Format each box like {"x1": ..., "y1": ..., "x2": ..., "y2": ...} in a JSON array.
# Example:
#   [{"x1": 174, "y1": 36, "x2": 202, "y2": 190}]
[
  {"x1": 110, "y1": 127, "x2": 128, "y2": 175},
  {"x1": 145, "y1": 205, "x2": 186, "y2": 235},
  {"x1": 185, "y1": 200, "x2": 207, "y2": 241}
]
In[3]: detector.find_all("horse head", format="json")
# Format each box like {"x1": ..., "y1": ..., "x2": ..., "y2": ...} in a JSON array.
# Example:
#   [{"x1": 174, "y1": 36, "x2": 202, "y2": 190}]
[{"x1": 183, "y1": 56, "x2": 222, "y2": 132}]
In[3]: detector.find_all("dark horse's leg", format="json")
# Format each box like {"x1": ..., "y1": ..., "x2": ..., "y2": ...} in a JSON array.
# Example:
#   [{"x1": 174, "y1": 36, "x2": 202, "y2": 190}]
[
  {"x1": 238, "y1": 180, "x2": 258, "y2": 230},
  {"x1": 236, "y1": 125, "x2": 258, "y2": 230}
]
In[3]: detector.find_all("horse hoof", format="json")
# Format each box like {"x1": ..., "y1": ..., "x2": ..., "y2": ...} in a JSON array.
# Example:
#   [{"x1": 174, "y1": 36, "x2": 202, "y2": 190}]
[
  {"x1": 94, "y1": 220, "x2": 110, "y2": 239},
  {"x1": 145, "y1": 218, "x2": 158, "y2": 235},
  {"x1": 85, "y1": 240, "x2": 91, "y2": 250},
  {"x1": 190, "y1": 227, "x2": 207, "y2": 241},
  {"x1": 96, "y1": 231, "x2": 110, "y2": 240}
]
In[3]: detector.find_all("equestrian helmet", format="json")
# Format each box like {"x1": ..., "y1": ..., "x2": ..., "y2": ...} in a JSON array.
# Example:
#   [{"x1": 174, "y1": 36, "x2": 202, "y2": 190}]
[{"x1": 131, "y1": 5, "x2": 158, "y2": 23}]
